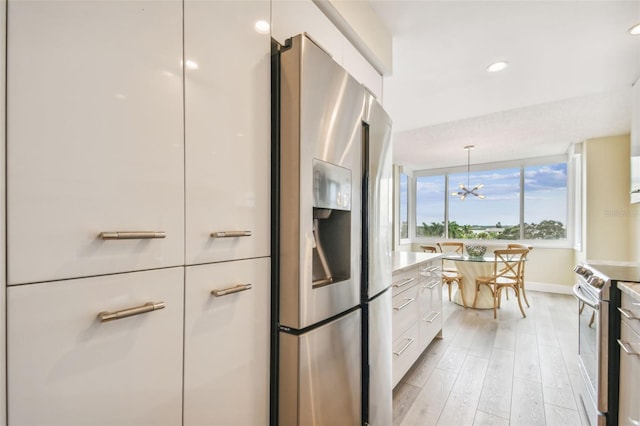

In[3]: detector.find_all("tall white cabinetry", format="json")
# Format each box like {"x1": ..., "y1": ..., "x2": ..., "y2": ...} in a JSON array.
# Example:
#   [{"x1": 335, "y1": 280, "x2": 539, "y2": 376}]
[
  {"x1": 5, "y1": 0, "x2": 271, "y2": 425},
  {"x1": 6, "y1": 0, "x2": 185, "y2": 285},
  {"x1": 182, "y1": 2, "x2": 271, "y2": 424},
  {"x1": 184, "y1": 0, "x2": 270, "y2": 265}
]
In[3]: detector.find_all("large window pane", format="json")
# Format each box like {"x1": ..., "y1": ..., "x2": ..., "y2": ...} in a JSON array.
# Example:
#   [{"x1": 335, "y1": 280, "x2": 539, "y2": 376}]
[
  {"x1": 399, "y1": 173, "x2": 408, "y2": 239},
  {"x1": 524, "y1": 163, "x2": 567, "y2": 239},
  {"x1": 415, "y1": 175, "x2": 445, "y2": 237},
  {"x1": 449, "y1": 168, "x2": 520, "y2": 240}
]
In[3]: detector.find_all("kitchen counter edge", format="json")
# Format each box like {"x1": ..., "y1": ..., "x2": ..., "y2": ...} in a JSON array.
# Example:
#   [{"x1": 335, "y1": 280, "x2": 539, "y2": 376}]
[
  {"x1": 618, "y1": 281, "x2": 640, "y2": 302},
  {"x1": 392, "y1": 251, "x2": 442, "y2": 273}
]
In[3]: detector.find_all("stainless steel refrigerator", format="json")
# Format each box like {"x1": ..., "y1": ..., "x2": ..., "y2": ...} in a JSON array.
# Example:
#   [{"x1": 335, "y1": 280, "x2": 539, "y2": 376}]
[{"x1": 271, "y1": 33, "x2": 392, "y2": 426}]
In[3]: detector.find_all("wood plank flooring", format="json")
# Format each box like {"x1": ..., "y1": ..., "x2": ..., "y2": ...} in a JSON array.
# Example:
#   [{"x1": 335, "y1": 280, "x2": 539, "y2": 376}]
[{"x1": 393, "y1": 290, "x2": 589, "y2": 426}]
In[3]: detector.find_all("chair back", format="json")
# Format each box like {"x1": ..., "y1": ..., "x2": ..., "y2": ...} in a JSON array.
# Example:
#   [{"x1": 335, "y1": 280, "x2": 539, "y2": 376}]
[
  {"x1": 438, "y1": 242, "x2": 464, "y2": 271},
  {"x1": 506, "y1": 244, "x2": 532, "y2": 276},
  {"x1": 437, "y1": 241, "x2": 464, "y2": 254},
  {"x1": 492, "y1": 248, "x2": 528, "y2": 283},
  {"x1": 506, "y1": 243, "x2": 533, "y2": 251},
  {"x1": 420, "y1": 245, "x2": 438, "y2": 253}
]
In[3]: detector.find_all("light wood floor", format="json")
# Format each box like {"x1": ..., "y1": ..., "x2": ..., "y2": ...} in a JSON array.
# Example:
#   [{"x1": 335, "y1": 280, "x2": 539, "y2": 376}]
[{"x1": 392, "y1": 290, "x2": 590, "y2": 426}]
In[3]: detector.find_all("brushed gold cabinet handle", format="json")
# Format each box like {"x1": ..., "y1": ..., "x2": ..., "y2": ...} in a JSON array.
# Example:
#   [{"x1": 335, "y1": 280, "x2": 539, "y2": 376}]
[
  {"x1": 619, "y1": 307, "x2": 640, "y2": 321},
  {"x1": 425, "y1": 280, "x2": 440, "y2": 290},
  {"x1": 423, "y1": 311, "x2": 441, "y2": 323},
  {"x1": 392, "y1": 277, "x2": 414, "y2": 288},
  {"x1": 210, "y1": 231, "x2": 252, "y2": 238},
  {"x1": 617, "y1": 339, "x2": 639, "y2": 356},
  {"x1": 211, "y1": 283, "x2": 252, "y2": 297},
  {"x1": 393, "y1": 338, "x2": 415, "y2": 357},
  {"x1": 98, "y1": 301, "x2": 165, "y2": 322},
  {"x1": 99, "y1": 231, "x2": 166, "y2": 240},
  {"x1": 393, "y1": 297, "x2": 415, "y2": 311}
]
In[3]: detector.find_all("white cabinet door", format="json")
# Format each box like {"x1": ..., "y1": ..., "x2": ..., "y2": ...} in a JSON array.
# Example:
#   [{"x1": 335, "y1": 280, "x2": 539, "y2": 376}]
[
  {"x1": 619, "y1": 320, "x2": 640, "y2": 426},
  {"x1": 183, "y1": 258, "x2": 270, "y2": 426},
  {"x1": 7, "y1": 0, "x2": 184, "y2": 284},
  {"x1": 184, "y1": 0, "x2": 270, "y2": 265},
  {"x1": 342, "y1": 39, "x2": 383, "y2": 101},
  {"x1": 7, "y1": 268, "x2": 184, "y2": 426}
]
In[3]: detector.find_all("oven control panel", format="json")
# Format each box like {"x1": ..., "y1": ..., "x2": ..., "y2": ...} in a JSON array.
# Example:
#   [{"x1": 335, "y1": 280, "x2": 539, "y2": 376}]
[{"x1": 574, "y1": 265, "x2": 607, "y2": 289}]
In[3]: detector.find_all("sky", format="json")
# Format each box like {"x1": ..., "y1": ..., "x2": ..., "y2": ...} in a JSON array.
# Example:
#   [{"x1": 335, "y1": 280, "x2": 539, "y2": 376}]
[{"x1": 412, "y1": 163, "x2": 567, "y2": 228}]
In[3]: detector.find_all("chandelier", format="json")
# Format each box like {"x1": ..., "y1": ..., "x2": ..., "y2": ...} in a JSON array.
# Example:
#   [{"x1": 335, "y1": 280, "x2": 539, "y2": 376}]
[{"x1": 451, "y1": 145, "x2": 485, "y2": 200}]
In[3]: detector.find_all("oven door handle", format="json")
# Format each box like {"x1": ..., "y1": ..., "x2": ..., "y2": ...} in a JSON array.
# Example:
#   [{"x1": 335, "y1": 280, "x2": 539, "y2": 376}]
[{"x1": 572, "y1": 284, "x2": 599, "y2": 310}]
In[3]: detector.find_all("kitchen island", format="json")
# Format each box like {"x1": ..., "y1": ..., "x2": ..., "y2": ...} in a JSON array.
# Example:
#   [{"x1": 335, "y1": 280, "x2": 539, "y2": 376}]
[{"x1": 392, "y1": 251, "x2": 443, "y2": 387}]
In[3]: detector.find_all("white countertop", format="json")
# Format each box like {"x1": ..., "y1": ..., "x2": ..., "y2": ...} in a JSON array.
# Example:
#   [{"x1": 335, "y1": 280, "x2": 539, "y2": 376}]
[
  {"x1": 618, "y1": 281, "x2": 640, "y2": 302},
  {"x1": 392, "y1": 251, "x2": 441, "y2": 273}
]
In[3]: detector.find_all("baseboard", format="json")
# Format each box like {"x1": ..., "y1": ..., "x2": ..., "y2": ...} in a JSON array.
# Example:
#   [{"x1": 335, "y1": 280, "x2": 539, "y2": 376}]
[{"x1": 526, "y1": 281, "x2": 573, "y2": 295}]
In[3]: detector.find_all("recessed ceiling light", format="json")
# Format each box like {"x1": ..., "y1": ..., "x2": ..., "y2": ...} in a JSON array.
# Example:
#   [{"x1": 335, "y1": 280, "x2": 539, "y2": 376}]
[
  {"x1": 629, "y1": 23, "x2": 640, "y2": 35},
  {"x1": 487, "y1": 61, "x2": 509, "y2": 73}
]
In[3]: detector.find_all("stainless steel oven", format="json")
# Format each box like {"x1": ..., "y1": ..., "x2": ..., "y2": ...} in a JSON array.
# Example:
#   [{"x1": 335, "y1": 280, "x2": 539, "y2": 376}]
[
  {"x1": 573, "y1": 273, "x2": 608, "y2": 426},
  {"x1": 573, "y1": 262, "x2": 640, "y2": 426}
]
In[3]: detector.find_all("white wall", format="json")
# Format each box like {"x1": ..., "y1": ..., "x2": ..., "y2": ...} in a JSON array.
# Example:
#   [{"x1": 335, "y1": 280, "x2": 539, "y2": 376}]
[
  {"x1": 271, "y1": 0, "x2": 387, "y2": 100},
  {"x1": 583, "y1": 134, "x2": 632, "y2": 262}
]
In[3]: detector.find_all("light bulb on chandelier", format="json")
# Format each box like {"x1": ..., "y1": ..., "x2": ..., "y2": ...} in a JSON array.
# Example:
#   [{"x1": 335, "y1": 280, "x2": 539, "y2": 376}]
[{"x1": 451, "y1": 145, "x2": 485, "y2": 200}]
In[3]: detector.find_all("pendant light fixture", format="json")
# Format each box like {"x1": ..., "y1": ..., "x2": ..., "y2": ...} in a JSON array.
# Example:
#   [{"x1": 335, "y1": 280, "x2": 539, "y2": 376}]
[{"x1": 451, "y1": 145, "x2": 485, "y2": 200}]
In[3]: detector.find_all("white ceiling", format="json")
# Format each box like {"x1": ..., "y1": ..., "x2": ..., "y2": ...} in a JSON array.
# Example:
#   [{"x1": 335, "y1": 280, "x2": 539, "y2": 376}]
[{"x1": 367, "y1": 0, "x2": 640, "y2": 170}]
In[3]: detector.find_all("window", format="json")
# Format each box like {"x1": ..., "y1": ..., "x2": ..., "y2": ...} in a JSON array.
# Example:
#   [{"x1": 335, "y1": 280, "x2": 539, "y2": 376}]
[
  {"x1": 449, "y1": 168, "x2": 520, "y2": 239},
  {"x1": 415, "y1": 175, "x2": 445, "y2": 237},
  {"x1": 523, "y1": 163, "x2": 567, "y2": 239},
  {"x1": 411, "y1": 158, "x2": 568, "y2": 241},
  {"x1": 399, "y1": 173, "x2": 408, "y2": 239}
]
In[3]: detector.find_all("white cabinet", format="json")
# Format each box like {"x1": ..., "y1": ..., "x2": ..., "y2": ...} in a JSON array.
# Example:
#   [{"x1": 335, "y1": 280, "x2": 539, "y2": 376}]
[
  {"x1": 417, "y1": 263, "x2": 443, "y2": 349},
  {"x1": 7, "y1": 268, "x2": 184, "y2": 426},
  {"x1": 271, "y1": 0, "x2": 383, "y2": 101},
  {"x1": 184, "y1": 0, "x2": 270, "y2": 265},
  {"x1": 6, "y1": 0, "x2": 185, "y2": 285},
  {"x1": 183, "y1": 258, "x2": 270, "y2": 426},
  {"x1": 618, "y1": 289, "x2": 640, "y2": 426},
  {"x1": 391, "y1": 255, "x2": 442, "y2": 387},
  {"x1": 271, "y1": 0, "x2": 344, "y2": 61}
]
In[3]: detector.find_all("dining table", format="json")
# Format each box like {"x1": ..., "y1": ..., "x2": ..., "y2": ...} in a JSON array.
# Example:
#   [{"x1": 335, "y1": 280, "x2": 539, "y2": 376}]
[{"x1": 441, "y1": 253, "x2": 498, "y2": 309}]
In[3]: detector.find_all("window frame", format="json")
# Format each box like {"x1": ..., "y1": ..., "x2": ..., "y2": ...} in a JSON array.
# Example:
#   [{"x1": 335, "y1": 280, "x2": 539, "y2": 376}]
[{"x1": 408, "y1": 154, "x2": 573, "y2": 248}]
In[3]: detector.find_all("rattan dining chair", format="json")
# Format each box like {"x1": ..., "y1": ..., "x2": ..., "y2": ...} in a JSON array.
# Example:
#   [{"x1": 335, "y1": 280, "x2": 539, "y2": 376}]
[
  {"x1": 472, "y1": 248, "x2": 529, "y2": 319},
  {"x1": 437, "y1": 241, "x2": 464, "y2": 255},
  {"x1": 437, "y1": 242, "x2": 467, "y2": 307},
  {"x1": 506, "y1": 243, "x2": 533, "y2": 307}
]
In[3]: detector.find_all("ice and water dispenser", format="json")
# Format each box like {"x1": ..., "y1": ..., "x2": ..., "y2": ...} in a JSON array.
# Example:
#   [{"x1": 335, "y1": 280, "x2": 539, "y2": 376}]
[{"x1": 312, "y1": 159, "x2": 352, "y2": 288}]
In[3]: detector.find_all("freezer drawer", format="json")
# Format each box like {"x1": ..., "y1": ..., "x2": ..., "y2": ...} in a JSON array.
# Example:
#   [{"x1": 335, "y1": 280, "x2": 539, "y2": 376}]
[{"x1": 279, "y1": 309, "x2": 361, "y2": 426}]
